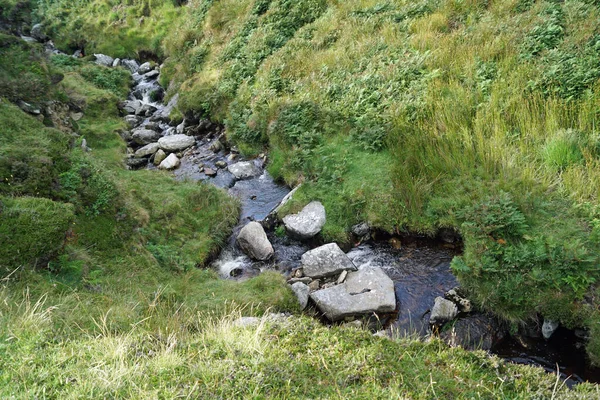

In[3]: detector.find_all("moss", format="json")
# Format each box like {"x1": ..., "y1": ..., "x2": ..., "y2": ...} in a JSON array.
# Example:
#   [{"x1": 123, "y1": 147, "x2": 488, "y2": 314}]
[{"x1": 0, "y1": 196, "x2": 74, "y2": 271}]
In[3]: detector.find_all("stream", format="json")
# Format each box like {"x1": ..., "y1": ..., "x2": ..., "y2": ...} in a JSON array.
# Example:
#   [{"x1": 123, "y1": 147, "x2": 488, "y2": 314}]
[{"x1": 103, "y1": 53, "x2": 600, "y2": 386}]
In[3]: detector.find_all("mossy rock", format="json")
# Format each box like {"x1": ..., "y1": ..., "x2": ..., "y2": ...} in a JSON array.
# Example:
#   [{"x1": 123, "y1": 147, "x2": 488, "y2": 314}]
[{"x1": 0, "y1": 196, "x2": 74, "y2": 271}]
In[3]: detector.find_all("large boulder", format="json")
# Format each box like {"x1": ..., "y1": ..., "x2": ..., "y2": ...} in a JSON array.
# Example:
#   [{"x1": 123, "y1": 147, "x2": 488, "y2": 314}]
[
  {"x1": 132, "y1": 129, "x2": 161, "y2": 145},
  {"x1": 283, "y1": 201, "x2": 326, "y2": 240},
  {"x1": 301, "y1": 243, "x2": 357, "y2": 279},
  {"x1": 158, "y1": 134, "x2": 195, "y2": 152},
  {"x1": 440, "y1": 313, "x2": 506, "y2": 350},
  {"x1": 310, "y1": 267, "x2": 396, "y2": 321},
  {"x1": 237, "y1": 221, "x2": 274, "y2": 261},
  {"x1": 430, "y1": 297, "x2": 459, "y2": 325},
  {"x1": 158, "y1": 153, "x2": 180, "y2": 170},
  {"x1": 228, "y1": 161, "x2": 261, "y2": 180},
  {"x1": 134, "y1": 142, "x2": 160, "y2": 158},
  {"x1": 94, "y1": 54, "x2": 114, "y2": 67}
]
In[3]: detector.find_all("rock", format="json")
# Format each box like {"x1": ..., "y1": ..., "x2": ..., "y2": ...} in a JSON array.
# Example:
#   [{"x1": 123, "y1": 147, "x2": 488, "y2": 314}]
[
  {"x1": 112, "y1": 58, "x2": 121, "y2": 68},
  {"x1": 121, "y1": 59, "x2": 140, "y2": 73},
  {"x1": 283, "y1": 201, "x2": 326, "y2": 240},
  {"x1": 122, "y1": 100, "x2": 143, "y2": 115},
  {"x1": 73, "y1": 49, "x2": 84, "y2": 58},
  {"x1": 153, "y1": 149, "x2": 167, "y2": 166},
  {"x1": 70, "y1": 112, "x2": 84, "y2": 121},
  {"x1": 308, "y1": 280, "x2": 321, "y2": 292},
  {"x1": 440, "y1": 313, "x2": 505, "y2": 350},
  {"x1": 352, "y1": 222, "x2": 371, "y2": 240},
  {"x1": 132, "y1": 129, "x2": 161, "y2": 145},
  {"x1": 309, "y1": 267, "x2": 396, "y2": 321},
  {"x1": 237, "y1": 221, "x2": 274, "y2": 261},
  {"x1": 159, "y1": 153, "x2": 180, "y2": 170},
  {"x1": 134, "y1": 143, "x2": 160, "y2": 158},
  {"x1": 287, "y1": 277, "x2": 312, "y2": 285},
  {"x1": 227, "y1": 153, "x2": 238, "y2": 162},
  {"x1": 445, "y1": 288, "x2": 472, "y2": 313},
  {"x1": 144, "y1": 70, "x2": 160, "y2": 80},
  {"x1": 81, "y1": 138, "x2": 90, "y2": 152},
  {"x1": 228, "y1": 161, "x2": 261, "y2": 180},
  {"x1": 232, "y1": 313, "x2": 290, "y2": 328},
  {"x1": 30, "y1": 24, "x2": 47, "y2": 42},
  {"x1": 215, "y1": 160, "x2": 228, "y2": 169},
  {"x1": 17, "y1": 100, "x2": 41, "y2": 115},
  {"x1": 337, "y1": 270, "x2": 348, "y2": 284},
  {"x1": 542, "y1": 320, "x2": 559, "y2": 339},
  {"x1": 158, "y1": 134, "x2": 195, "y2": 152},
  {"x1": 155, "y1": 94, "x2": 179, "y2": 122},
  {"x1": 204, "y1": 168, "x2": 217, "y2": 177},
  {"x1": 143, "y1": 122, "x2": 161, "y2": 132},
  {"x1": 430, "y1": 297, "x2": 459, "y2": 326},
  {"x1": 138, "y1": 62, "x2": 153, "y2": 74},
  {"x1": 120, "y1": 130, "x2": 133, "y2": 142},
  {"x1": 137, "y1": 103, "x2": 157, "y2": 117},
  {"x1": 301, "y1": 243, "x2": 357, "y2": 279},
  {"x1": 210, "y1": 139, "x2": 224, "y2": 153},
  {"x1": 94, "y1": 54, "x2": 114, "y2": 67},
  {"x1": 291, "y1": 282, "x2": 310, "y2": 310},
  {"x1": 126, "y1": 157, "x2": 147, "y2": 169}
]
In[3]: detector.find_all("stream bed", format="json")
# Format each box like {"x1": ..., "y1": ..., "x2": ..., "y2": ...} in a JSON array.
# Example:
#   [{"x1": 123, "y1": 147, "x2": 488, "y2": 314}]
[{"x1": 119, "y1": 58, "x2": 600, "y2": 386}]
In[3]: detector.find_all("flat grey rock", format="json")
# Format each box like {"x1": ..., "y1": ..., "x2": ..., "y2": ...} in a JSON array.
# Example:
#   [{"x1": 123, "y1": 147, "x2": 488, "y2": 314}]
[
  {"x1": 228, "y1": 161, "x2": 261, "y2": 180},
  {"x1": 283, "y1": 201, "x2": 326, "y2": 240},
  {"x1": 158, "y1": 134, "x2": 195, "y2": 152},
  {"x1": 94, "y1": 54, "x2": 114, "y2": 67},
  {"x1": 132, "y1": 129, "x2": 161, "y2": 145},
  {"x1": 134, "y1": 142, "x2": 160, "y2": 158},
  {"x1": 301, "y1": 243, "x2": 356, "y2": 279},
  {"x1": 310, "y1": 267, "x2": 396, "y2": 321},
  {"x1": 430, "y1": 297, "x2": 458, "y2": 325}
]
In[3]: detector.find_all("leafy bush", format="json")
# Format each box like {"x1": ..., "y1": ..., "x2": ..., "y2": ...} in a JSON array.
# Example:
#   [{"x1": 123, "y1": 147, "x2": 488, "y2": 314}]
[
  {"x1": 0, "y1": 196, "x2": 74, "y2": 272},
  {"x1": 521, "y1": 2, "x2": 564, "y2": 59}
]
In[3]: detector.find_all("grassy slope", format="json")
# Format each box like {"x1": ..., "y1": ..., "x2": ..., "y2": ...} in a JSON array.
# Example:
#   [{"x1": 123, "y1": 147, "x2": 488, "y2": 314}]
[{"x1": 44, "y1": 0, "x2": 600, "y2": 361}]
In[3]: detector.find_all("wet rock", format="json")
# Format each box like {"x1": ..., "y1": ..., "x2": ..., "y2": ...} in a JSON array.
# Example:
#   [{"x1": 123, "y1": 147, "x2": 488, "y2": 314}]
[
  {"x1": 237, "y1": 221, "x2": 274, "y2": 261},
  {"x1": 134, "y1": 142, "x2": 160, "y2": 158},
  {"x1": 291, "y1": 282, "x2": 310, "y2": 310},
  {"x1": 310, "y1": 267, "x2": 396, "y2": 321},
  {"x1": 121, "y1": 59, "x2": 140, "y2": 73},
  {"x1": 542, "y1": 320, "x2": 560, "y2": 339},
  {"x1": 121, "y1": 100, "x2": 143, "y2": 115},
  {"x1": 301, "y1": 243, "x2": 357, "y2": 279},
  {"x1": 155, "y1": 94, "x2": 179, "y2": 122},
  {"x1": 215, "y1": 160, "x2": 228, "y2": 169},
  {"x1": 227, "y1": 153, "x2": 238, "y2": 162},
  {"x1": 210, "y1": 139, "x2": 224, "y2": 153},
  {"x1": 352, "y1": 222, "x2": 371, "y2": 240},
  {"x1": 126, "y1": 157, "x2": 147, "y2": 169},
  {"x1": 159, "y1": 153, "x2": 180, "y2": 170},
  {"x1": 204, "y1": 168, "x2": 217, "y2": 177},
  {"x1": 430, "y1": 297, "x2": 459, "y2": 326},
  {"x1": 94, "y1": 54, "x2": 114, "y2": 67},
  {"x1": 144, "y1": 70, "x2": 160, "y2": 80},
  {"x1": 30, "y1": 24, "x2": 47, "y2": 42},
  {"x1": 143, "y1": 122, "x2": 161, "y2": 132},
  {"x1": 137, "y1": 103, "x2": 157, "y2": 117},
  {"x1": 283, "y1": 201, "x2": 326, "y2": 240},
  {"x1": 228, "y1": 161, "x2": 261, "y2": 180},
  {"x1": 440, "y1": 313, "x2": 505, "y2": 350},
  {"x1": 138, "y1": 62, "x2": 153, "y2": 74},
  {"x1": 158, "y1": 134, "x2": 195, "y2": 152},
  {"x1": 132, "y1": 129, "x2": 161, "y2": 145},
  {"x1": 153, "y1": 149, "x2": 167, "y2": 166}
]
